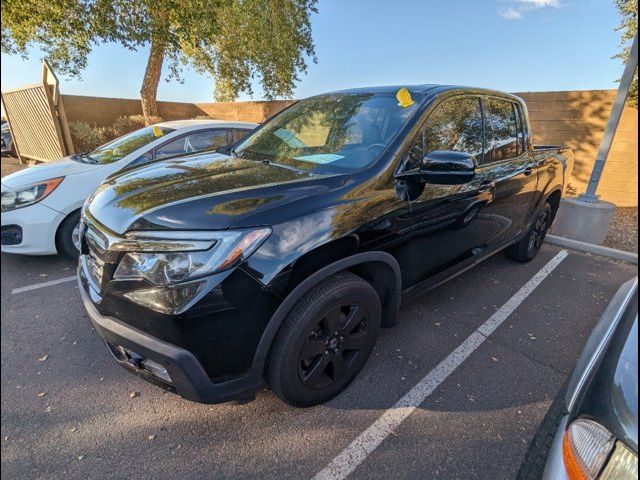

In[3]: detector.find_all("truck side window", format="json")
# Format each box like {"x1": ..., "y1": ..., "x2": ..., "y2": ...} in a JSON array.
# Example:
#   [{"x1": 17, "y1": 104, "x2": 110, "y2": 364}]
[
  {"x1": 484, "y1": 98, "x2": 519, "y2": 162},
  {"x1": 404, "y1": 97, "x2": 484, "y2": 171},
  {"x1": 155, "y1": 130, "x2": 228, "y2": 160},
  {"x1": 231, "y1": 129, "x2": 251, "y2": 143}
]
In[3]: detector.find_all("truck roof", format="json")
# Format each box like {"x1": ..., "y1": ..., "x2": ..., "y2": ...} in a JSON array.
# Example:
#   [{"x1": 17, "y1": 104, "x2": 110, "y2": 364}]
[{"x1": 323, "y1": 84, "x2": 524, "y2": 103}]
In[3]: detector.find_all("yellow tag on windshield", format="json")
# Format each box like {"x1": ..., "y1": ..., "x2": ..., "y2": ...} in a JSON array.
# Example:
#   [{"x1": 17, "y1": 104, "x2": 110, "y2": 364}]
[
  {"x1": 152, "y1": 126, "x2": 164, "y2": 137},
  {"x1": 396, "y1": 87, "x2": 415, "y2": 108}
]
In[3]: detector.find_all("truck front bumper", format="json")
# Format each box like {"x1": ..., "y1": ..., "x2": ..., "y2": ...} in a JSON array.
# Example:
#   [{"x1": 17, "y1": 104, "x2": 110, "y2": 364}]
[{"x1": 79, "y1": 275, "x2": 262, "y2": 404}]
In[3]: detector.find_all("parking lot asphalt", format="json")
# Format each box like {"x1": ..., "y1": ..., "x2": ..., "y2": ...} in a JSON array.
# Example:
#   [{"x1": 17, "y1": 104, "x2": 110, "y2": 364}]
[{"x1": 1, "y1": 245, "x2": 637, "y2": 480}]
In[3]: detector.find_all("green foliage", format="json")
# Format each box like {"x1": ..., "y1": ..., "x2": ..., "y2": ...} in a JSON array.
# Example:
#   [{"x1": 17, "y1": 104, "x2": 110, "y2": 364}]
[
  {"x1": 1, "y1": 0, "x2": 94, "y2": 77},
  {"x1": 614, "y1": 0, "x2": 638, "y2": 107},
  {"x1": 69, "y1": 121, "x2": 113, "y2": 152},
  {"x1": 69, "y1": 115, "x2": 163, "y2": 151},
  {"x1": 1, "y1": 0, "x2": 318, "y2": 102},
  {"x1": 111, "y1": 115, "x2": 162, "y2": 136}
]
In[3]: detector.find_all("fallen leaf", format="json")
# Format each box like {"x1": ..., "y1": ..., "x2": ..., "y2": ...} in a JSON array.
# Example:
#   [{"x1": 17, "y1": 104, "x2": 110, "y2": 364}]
[
  {"x1": 44, "y1": 406, "x2": 53, "y2": 413},
  {"x1": 148, "y1": 434, "x2": 156, "y2": 441},
  {"x1": 491, "y1": 357, "x2": 499, "y2": 362},
  {"x1": 129, "y1": 391, "x2": 139, "y2": 399},
  {"x1": 77, "y1": 455, "x2": 84, "y2": 460},
  {"x1": 37, "y1": 355, "x2": 49, "y2": 362},
  {"x1": 36, "y1": 392, "x2": 47, "y2": 397},
  {"x1": 70, "y1": 427, "x2": 77, "y2": 433}
]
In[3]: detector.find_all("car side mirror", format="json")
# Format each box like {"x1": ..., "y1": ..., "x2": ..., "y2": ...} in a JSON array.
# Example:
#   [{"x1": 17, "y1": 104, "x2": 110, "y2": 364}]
[{"x1": 420, "y1": 150, "x2": 476, "y2": 185}]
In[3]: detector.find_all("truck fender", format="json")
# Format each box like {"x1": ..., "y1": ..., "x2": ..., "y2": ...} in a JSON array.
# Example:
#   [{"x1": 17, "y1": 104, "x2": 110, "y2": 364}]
[{"x1": 251, "y1": 251, "x2": 402, "y2": 372}]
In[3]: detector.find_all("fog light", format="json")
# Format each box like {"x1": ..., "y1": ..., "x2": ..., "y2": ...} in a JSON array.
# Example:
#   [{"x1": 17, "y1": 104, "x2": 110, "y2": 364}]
[{"x1": 140, "y1": 358, "x2": 172, "y2": 384}]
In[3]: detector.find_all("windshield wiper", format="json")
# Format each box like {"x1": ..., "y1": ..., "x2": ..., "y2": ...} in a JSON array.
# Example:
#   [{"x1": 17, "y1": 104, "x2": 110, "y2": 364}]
[
  {"x1": 72, "y1": 152, "x2": 99, "y2": 164},
  {"x1": 259, "y1": 159, "x2": 310, "y2": 175}
]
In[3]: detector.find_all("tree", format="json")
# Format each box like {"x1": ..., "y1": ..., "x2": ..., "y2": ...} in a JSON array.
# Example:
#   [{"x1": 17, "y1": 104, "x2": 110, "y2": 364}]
[
  {"x1": 614, "y1": 0, "x2": 638, "y2": 107},
  {"x1": 1, "y1": 0, "x2": 318, "y2": 118}
]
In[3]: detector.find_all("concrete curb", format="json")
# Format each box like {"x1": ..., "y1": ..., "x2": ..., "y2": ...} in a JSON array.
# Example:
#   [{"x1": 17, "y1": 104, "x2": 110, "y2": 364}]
[{"x1": 546, "y1": 234, "x2": 638, "y2": 265}]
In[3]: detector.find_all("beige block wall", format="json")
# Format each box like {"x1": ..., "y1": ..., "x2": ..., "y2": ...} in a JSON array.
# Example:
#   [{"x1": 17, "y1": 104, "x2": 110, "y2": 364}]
[
  {"x1": 61, "y1": 90, "x2": 638, "y2": 206},
  {"x1": 516, "y1": 90, "x2": 638, "y2": 207}
]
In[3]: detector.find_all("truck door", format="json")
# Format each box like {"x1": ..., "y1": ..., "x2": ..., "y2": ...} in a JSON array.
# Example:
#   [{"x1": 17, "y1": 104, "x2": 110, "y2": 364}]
[
  {"x1": 397, "y1": 95, "x2": 501, "y2": 287},
  {"x1": 477, "y1": 97, "x2": 539, "y2": 251}
]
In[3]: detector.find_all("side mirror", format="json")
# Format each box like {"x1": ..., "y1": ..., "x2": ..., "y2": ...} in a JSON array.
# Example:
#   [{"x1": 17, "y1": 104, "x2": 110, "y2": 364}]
[
  {"x1": 216, "y1": 145, "x2": 231, "y2": 155},
  {"x1": 420, "y1": 150, "x2": 476, "y2": 185}
]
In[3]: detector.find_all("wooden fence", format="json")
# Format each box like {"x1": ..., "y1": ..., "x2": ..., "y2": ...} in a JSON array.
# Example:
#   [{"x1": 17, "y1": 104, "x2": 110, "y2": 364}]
[{"x1": 1, "y1": 62, "x2": 74, "y2": 163}]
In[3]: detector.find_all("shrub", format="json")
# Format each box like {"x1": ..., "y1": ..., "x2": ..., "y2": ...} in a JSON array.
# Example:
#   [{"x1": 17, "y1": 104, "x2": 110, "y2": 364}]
[
  {"x1": 111, "y1": 115, "x2": 163, "y2": 137},
  {"x1": 69, "y1": 115, "x2": 164, "y2": 152},
  {"x1": 69, "y1": 121, "x2": 115, "y2": 152}
]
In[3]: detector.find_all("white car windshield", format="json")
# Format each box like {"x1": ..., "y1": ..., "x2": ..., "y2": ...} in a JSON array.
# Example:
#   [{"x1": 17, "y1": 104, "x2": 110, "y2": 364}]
[{"x1": 81, "y1": 125, "x2": 175, "y2": 164}]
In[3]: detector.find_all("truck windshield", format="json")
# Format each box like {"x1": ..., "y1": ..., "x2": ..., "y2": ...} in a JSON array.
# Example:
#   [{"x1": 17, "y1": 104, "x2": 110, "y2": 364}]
[
  {"x1": 81, "y1": 125, "x2": 175, "y2": 164},
  {"x1": 234, "y1": 92, "x2": 423, "y2": 173}
]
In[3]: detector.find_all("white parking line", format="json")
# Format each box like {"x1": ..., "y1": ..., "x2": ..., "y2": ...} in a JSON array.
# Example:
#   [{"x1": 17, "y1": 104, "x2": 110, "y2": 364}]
[
  {"x1": 312, "y1": 249, "x2": 569, "y2": 480},
  {"x1": 11, "y1": 275, "x2": 78, "y2": 295}
]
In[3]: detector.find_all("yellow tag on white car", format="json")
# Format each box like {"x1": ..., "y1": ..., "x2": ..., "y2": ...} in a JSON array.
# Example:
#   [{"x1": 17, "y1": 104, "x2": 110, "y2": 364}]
[
  {"x1": 152, "y1": 126, "x2": 164, "y2": 137},
  {"x1": 396, "y1": 88, "x2": 415, "y2": 108}
]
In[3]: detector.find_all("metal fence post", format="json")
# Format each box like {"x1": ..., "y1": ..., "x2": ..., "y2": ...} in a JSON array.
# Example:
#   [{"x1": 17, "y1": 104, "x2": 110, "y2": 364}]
[{"x1": 579, "y1": 34, "x2": 638, "y2": 203}]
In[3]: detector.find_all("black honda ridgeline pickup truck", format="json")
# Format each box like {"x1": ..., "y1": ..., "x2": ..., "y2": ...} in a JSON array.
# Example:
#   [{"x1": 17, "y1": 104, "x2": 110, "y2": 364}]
[{"x1": 78, "y1": 85, "x2": 573, "y2": 407}]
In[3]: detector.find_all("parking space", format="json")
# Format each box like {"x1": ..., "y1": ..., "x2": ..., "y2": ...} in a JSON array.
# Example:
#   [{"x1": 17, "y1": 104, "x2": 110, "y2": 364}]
[{"x1": 1, "y1": 245, "x2": 637, "y2": 480}]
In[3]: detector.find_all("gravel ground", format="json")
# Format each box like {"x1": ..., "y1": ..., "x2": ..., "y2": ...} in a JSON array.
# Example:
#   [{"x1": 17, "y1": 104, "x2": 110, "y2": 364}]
[{"x1": 603, "y1": 207, "x2": 639, "y2": 253}]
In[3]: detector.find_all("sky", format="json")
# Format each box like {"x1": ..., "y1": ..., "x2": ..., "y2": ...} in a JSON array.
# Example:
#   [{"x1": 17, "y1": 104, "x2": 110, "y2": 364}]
[{"x1": 0, "y1": 0, "x2": 629, "y2": 105}]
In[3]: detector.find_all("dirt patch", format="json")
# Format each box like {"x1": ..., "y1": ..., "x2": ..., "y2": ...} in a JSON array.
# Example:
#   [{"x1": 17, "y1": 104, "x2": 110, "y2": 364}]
[
  {"x1": 603, "y1": 207, "x2": 639, "y2": 253},
  {"x1": 1, "y1": 156, "x2": 27, "y2": 178}
]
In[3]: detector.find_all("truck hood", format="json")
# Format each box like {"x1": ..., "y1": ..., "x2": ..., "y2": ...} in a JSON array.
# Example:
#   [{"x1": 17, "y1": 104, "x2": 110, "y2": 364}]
[
  {"x1": 1, "y1": 156, "x2": 102, "y2": 189},
  {"x1": 87, "y1": 153, "x2": 347, "y2": 234}
]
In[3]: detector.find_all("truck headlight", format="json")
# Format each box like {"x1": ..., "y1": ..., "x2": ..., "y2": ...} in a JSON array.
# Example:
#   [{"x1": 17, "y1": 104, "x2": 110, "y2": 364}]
[
  {"x1": 1, "y1": 177, "x2": 64, "y2": 212},
  {"x1": 563, "y1": 418, "x2": 616, "y2": 480},
  {"x1": 113, "y1": 227, "x2": 271, "y2": 285}
]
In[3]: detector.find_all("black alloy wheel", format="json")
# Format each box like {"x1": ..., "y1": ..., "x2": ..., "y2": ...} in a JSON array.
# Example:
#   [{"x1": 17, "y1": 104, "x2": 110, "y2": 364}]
[
  {"x1": 268, "y1": 272, "x2": 381, "y2": 407},
  {"x1": 506, "y1": 202, "x2": 553, "y2": 263},
  {"x1": 298, "y1": 304, "x2": 371, "y2": 390}
]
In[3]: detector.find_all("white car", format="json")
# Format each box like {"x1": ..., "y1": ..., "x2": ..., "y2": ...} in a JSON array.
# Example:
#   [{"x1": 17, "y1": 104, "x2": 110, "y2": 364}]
[{"x1": 1, "y1": 120, "x2": 257, "y2": 257}]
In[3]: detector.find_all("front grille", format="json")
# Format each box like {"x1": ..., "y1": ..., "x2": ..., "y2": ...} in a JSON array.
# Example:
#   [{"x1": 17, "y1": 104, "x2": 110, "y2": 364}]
[
  {"x1": 86, "y1": 247, "x2": 106, "y2": 290},
  {"x1": 1, "y1": 225, "x2": 22, "y2": 245},
  {"x1": 82, "y1": 222, "x2": 110, "y2": 292}
]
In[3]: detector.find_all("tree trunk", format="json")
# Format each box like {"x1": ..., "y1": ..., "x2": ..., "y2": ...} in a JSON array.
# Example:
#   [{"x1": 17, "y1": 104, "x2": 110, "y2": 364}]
[{"x1": 140, "y1": 39, "x2": 165, "y2": 121}]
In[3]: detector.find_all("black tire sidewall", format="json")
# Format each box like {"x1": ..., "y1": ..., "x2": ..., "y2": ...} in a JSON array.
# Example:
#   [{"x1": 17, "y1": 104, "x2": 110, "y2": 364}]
[
  {"x1": 57, "y1": 211, "x2": 81, "y2": 259},
  {"x1": 526, "y1": 203, "x2": 552, "y2": 260},
  {"x1": 269, "y1": 273, "x2": 381, "y2": 407}
]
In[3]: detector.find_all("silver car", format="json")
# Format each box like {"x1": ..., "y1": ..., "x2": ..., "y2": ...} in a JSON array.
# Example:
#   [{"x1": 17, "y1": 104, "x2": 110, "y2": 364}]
[{"x1": 518, "y1": 276, "x2": 638, "y2": 480}]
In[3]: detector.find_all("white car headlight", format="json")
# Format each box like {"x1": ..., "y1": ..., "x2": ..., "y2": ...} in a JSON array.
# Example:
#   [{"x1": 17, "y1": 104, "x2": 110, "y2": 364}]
[
  {"x1": 600, "y1": 442, "x2": 638, "y2": 480},
  {"x1": 113, "y1": 227, "x2": 271, "y2": 285},
  {"x1": 1, "y1": 177, "x2": 64, "y2": 212},
  {"x1": 563, "y1": 418, "x2": 616, "y2": 480}
]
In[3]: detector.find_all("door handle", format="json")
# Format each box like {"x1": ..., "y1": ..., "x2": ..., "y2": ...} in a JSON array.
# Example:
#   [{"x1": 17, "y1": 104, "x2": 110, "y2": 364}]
[{"x1": 523, "y1": 166, "x2": 534, "y2": 176}]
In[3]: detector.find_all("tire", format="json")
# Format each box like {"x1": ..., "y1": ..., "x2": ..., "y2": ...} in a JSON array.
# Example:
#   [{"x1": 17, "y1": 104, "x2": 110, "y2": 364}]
[
  {"x1": 56, "y1": 211, "x2": 81, "y2": 259},
  {"x1": 517, "y1": 383, "x2": 568, "y2": 480},
  {"x1": 506, "y1": 203, "x2": 553, "y2": 263},
  {"x1": 268, "y1": 271, "x2": 381, "y2": 407}
]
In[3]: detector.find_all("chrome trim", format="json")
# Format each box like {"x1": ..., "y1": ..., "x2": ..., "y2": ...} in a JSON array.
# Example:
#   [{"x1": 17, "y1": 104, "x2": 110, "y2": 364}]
[
  {"x1": 566, "y1": 277, "x2": 639, "y2": 412},
  {"x1": 83, "y1": 210, "x2": 218, "y2": 257}
]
